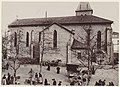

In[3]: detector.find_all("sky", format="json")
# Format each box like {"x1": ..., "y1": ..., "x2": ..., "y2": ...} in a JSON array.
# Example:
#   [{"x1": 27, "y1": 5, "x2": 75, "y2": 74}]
[{"x1": 2, "y1": 2, "x2": 119, "y2": 35}]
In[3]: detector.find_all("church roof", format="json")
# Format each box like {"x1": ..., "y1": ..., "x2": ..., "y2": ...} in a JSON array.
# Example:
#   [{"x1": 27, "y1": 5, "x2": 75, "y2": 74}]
[
  {"x1": 76, "y1": 2, "x2": 93, "y2": 12},
  {"x1": 71, "y1": 39, "x2": 87, "y2": 50},
  {"x1": 8, "y1": 15, "x2": 113, "y2": 28}
]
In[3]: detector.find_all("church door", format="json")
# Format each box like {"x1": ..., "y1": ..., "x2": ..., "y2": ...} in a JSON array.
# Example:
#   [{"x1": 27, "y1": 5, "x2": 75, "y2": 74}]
[{"x1": 33, "y1": 44, "x2": 40, "y2": 63}]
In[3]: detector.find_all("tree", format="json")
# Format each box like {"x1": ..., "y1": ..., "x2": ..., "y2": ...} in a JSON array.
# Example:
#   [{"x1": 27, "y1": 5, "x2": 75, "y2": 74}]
[
  {"x1": 2, "y1": 28, "x2": 24, "y2": 82},
  {"x1": 74, "y1": 25, "x2": 108, "y2": 85},
  {"x1": 2, "y1": 36, "x2": 8, "y2": 59}
]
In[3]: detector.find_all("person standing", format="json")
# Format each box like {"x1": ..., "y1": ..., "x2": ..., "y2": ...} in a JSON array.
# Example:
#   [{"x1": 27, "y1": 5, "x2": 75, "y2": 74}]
[
  {"x1": 35, "y1": 73, "x2": 38, "y2": 83},
  {"x1": 95, "y1": 81, "x2": 99, "y2": 86},
  {"x1": 6, "y1": 73, "x2": 11, "y2": 85},
  {"x1": 38, "y1": 73, "x2": 43, "y2": 84},
  {"x1": 2, "y1": 74, "x2": 6, "y2": 85},
  {"x1": 56, "y1": 66, "x2": 60, "y2": 74},
  {"x1": 47, "y1": 63, "x2": 50, "y2": 71},
  {"x1": 101, "y1": 79, "x2": 106, "y2": 86},
  {"x1": 109, "y1": 82, "x2": 114, "y2": 86},
  {"x1": 52, "y1": 79, "x2": 57, "y2": 85},
  {"x1": 39, "y1": 73, "x2": 42, "y2": 78},
  {"x1": 6, "y1": 62, "x2": 9, "y2": 70},
  {"x1": 58, "y1": 81, "x2": 62, "y2": 86},
  {"x1": 78, "y1": 77, "x2": 82, "y2": 86},
  {"x1": 28, "y1": 68, "x2": 34, "y2": 85},
  {"x1": 98, "y1": 79, "x2": 102, "y2": 86},
  {"x1": 10, "y1": 75, "x2": 14, "y2": 84},
  {"x1": 91, "y1": 65, "x2": 95, "y2": 75},
  {"x1": 70, "y1": 81, "x2": 74, "y2": 86},
  {"x1": 111, "y1": 82, "x2": 114, "y2": 86},
  {"x1": 35, "y1": 73, "x2": 38, "y2": 78},
  {"x1": 44, "y1": 79, "x2": 48, "y2": 85}
]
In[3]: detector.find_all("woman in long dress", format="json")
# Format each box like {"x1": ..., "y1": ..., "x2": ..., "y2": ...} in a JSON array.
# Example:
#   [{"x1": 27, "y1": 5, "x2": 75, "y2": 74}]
[{"x1": 2, "y1": 74, "x2": 6, "y2": 85}]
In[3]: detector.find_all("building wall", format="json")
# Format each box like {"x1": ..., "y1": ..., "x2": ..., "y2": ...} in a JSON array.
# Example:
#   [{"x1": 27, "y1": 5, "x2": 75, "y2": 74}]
[
  {"x1": 112, "y1": 36, "x2": 119, "y2": 53},
  {"x1": 9, "y1": 23, "x2": 113, "y2": 63},
  {"x1": 63, "y1": 24, "x2": 111, "y2": 50},
  {"x1": 9, "y1": 26, "x2": 44, "y2": 58},
  {"x1": 9, "y1": 24, "x2": 73, "y2": 63},
  {"x1": 63, "y1": 24, "x2": 113, "y2": 63},
  {"x1": 42, "y1": 24, "x2": 73, "y2": 63}
]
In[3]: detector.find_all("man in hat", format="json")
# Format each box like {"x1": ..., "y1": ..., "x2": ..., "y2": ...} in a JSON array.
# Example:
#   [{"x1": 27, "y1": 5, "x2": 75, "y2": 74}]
[
  {"x1": 56, "y1": 66, "x2": 60, "y2": 74},
  {"x1": 52, "y1": 79, "x2": 57, "y2": 85},
  {"x1": 58, "y1": 81, "x2": 62, "y2": 86}
]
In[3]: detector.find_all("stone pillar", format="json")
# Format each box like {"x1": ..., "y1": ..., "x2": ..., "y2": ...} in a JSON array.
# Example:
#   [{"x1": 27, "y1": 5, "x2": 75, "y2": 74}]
[
  {"x1": 67, "y1": 35, "x2": 74, "y2": 64},
  {"x1": 107, "y1": 27, "x2": 114, "y2": 64},
  {"x1": 30, "y1": 30, "x2": 34, "y2": 59},
  {"x1": 31, "y1": 44, "x2": 33, "y2": 59}
]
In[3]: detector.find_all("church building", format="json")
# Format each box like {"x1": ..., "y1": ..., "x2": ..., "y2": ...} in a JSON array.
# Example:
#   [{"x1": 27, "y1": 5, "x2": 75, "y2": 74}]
[{"x1": 8, "y1": 2, "x2": 113, "y2": 64}]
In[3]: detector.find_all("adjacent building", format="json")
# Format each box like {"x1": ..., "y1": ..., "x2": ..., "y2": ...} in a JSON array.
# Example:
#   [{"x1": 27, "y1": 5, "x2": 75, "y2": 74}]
[{"x1": 112, "y1": 32, "x2": 119, "y2": 63}]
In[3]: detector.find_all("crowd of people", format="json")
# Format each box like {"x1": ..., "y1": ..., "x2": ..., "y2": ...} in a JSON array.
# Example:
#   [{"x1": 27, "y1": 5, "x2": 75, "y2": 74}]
[
  {"x1": 44, "y1": 78, "x2": 62, "y2": 86},
  {"x1": 25, "y1": 64, "x2": 62, "y2": 85},
  {"x1": 2, "y1": 62, "x2": 116, "y2": 86},
  {"x1": 68, "y1": 71, "x2": 88, "y2": 86},
  {"x1": 24, "y1": 68, "x2": 43, "y2": 85},
  {"x1": 2, "y1": 73, "x2": 14, "y2": 85},
  {"x1": 95, "y1": 79, "x2": 114, "y2": 86},
  {"x1": 25, "y1": 67, "x2": 62, "y2": 85}
]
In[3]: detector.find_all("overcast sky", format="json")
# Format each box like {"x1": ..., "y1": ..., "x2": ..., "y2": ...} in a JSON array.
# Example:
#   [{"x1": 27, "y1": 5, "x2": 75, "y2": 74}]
[{"x1": 2, "y1": 2, "x2": 119, "y2": 35}]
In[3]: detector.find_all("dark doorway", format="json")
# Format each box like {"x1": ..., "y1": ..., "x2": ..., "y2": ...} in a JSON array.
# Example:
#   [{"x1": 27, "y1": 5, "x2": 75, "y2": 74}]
[{"x1": 33, "y1": 44, "x2": 40, "y2": 63}]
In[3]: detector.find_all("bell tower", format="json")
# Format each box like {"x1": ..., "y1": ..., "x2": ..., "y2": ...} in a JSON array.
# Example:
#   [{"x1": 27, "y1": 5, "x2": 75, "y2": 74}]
[{"x1": 75, "y1": 2, "x2": 93, "y2": 16}]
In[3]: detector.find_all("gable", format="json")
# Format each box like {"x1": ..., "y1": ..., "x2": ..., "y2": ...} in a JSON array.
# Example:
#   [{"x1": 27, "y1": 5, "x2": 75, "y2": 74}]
[
  {"x1": 71, "y1": 39, "x2": 87, "y2": 50},
  {"x1": 41, "y1": 22, "x2": 74, "y2": 34}
]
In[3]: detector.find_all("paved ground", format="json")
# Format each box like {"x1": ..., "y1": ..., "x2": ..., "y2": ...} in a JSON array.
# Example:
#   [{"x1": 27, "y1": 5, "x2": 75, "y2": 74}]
[
  {"x1": 2, "y1": 65, "x2": 70, "y2": 85},
  {"x1": 2, "y1": 64, "x2": 119, "y2": 86},
  {"x1": 89, "y1": 68, "x2": 119, "y2": 86}
]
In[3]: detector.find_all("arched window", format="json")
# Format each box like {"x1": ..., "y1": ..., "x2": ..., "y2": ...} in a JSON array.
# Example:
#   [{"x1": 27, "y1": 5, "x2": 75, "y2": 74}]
[
  {"x1": 26, "y1": 32, "x2": 29, "y2": 47},
  {"x1": 104, "y1": 28, "x2": 107, "y2": 52},
  {"x1": 97, "y1": 31, "x2": 101, "y2": 49},
  {"x1": 53, "y1": 30, "x2": 57, "y2": 48},
  {"x1": 39, "y1": 32, "x2": 41, "y2": 42},
  {"x1": 14, "y1": 32, "x2": 17, "y2": 47}
]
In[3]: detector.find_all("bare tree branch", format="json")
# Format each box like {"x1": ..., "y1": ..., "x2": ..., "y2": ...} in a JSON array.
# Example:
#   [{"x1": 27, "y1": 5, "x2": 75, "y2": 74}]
[
  {"x1": 90, "y1": 34, "x2": 97, "y2": 42},
  {"x1": 15, "y1": 64, "x2": 21, "y2": 71}
]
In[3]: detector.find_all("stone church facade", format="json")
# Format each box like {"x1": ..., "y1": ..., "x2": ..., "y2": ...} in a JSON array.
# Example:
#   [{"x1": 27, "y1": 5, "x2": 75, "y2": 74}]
[{"x1": 8, "y1": 2, "x2": 113, "y2": 64}]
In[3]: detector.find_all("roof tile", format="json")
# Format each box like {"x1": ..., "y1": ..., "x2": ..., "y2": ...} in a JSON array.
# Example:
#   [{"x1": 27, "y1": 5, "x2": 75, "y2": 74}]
[{"x1": 8, "y1": 15, "x2": 113, "y2": 27}]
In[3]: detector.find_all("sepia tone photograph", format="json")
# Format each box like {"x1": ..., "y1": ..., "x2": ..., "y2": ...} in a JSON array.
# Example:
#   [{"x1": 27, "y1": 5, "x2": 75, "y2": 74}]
[{"x1": 1, "y1": 1, "x2": 119, "y2": 86}]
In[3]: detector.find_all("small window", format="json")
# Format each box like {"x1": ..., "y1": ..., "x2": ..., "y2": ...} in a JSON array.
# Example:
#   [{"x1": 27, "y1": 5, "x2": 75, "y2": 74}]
[
  {"x1": 39, "y1": 32, "x2": 41, "y2": 42},
  {"x1": 14, "y1": 32, "x2": 17, "y2": 47},
  {"x1": 26, "y1": 32, "x2": 29, "y2": 47},
  {"x1": 77, "y1": 53, "x2": 81, "y2": 59}
]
